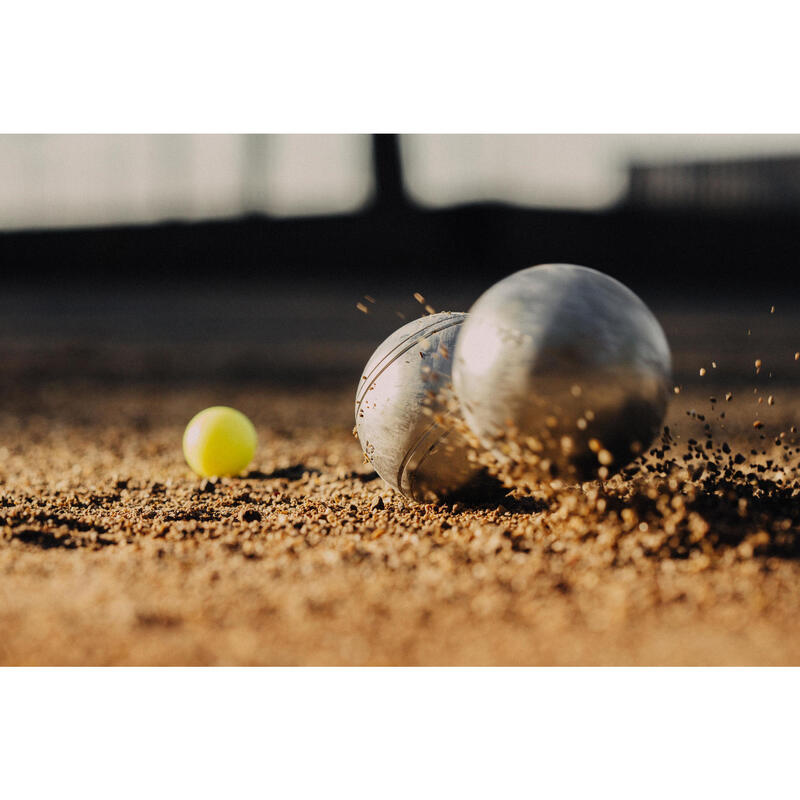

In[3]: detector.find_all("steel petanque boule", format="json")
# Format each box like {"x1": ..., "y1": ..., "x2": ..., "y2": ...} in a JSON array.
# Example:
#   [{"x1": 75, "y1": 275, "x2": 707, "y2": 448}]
[
  {"x1": 452, "y1": 264, "x2": 672, "y2": 481},
  {"x1": 355, "y1": 311, "x2": 489, "y2": 503}
]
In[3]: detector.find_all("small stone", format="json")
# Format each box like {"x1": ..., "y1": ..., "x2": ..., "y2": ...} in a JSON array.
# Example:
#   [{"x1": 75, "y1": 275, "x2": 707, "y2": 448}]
[{"x1": 238, "y1": 508, "x2": 261, "y2": 522}]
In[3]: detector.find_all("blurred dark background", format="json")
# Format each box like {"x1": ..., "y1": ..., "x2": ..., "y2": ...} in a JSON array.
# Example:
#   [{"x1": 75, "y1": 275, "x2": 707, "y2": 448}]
[{"x1": 2, "y1": 134, "x2": 800, "y2": 388}]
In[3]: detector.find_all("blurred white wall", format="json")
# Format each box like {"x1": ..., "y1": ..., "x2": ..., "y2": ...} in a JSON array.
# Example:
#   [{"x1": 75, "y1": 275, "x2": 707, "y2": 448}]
[
  {"x1": 0, "y1": 134, "x2": 374, "y2": 230},
  {"x1": 400, "y1": 134, "x2": 800, "y2": 210},
  {"x1": 2, "y1": 134, "x2": 800, "y2": 230},
  {"x1": 250, "y1": 134, "x2": 374, "y2": 216}
]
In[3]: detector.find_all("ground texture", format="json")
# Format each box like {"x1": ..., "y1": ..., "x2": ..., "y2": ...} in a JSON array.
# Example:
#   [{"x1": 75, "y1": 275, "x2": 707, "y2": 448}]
[
  {"x1": 3, "y1": 379, "x2": 800, "y2": 665},
  {"x1": 2, "y1": 291, "x2": 800, "y2": 664}
]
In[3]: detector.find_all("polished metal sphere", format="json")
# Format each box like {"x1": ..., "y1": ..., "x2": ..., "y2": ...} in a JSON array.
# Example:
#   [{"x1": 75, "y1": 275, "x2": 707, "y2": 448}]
[
  {"x1": 355, "y1": 312, "x2": 488, "y2": 503},
  {"x1": 452, "y1": 264, "x2": 672, "y2": 481}
]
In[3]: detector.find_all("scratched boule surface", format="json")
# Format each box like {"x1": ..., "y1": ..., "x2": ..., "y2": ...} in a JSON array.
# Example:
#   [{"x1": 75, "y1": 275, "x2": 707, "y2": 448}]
[{"x1": 3, "y1": 371, "x2": 800, "y2": 666}]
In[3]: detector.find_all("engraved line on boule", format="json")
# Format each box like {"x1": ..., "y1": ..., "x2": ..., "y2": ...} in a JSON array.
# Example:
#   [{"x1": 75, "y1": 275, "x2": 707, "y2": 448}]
[
  {"x1": 396, "y1": 418, "x2": 449, "y2": 495},
  {"x1": 356, "y1": 314, "x2": 464, "y2": 407},
  {"x1": 355, "y1": 315, "x2": 465, "y2": 413},
  {"x1": 405, "y1": 429, "x2": 461, "y2": 501}
]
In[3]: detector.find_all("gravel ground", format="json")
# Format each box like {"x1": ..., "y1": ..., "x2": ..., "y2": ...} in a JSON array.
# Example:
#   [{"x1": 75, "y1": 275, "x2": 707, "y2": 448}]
[
  {"x1": 3, "y1": 289, "x2": 800, "y2": 665},
  {"x1": 3, "y1": 374, "x2": 800, "y2": 665}
]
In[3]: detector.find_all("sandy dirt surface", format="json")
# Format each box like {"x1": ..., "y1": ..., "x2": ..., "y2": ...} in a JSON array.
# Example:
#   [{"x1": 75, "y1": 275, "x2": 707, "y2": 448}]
[
  {"x1": 3, "y1": 290, "x2": 800, "y2": 665},
  {"x1": 4, "y1": 379, "x2": 800, "y2": 666}
]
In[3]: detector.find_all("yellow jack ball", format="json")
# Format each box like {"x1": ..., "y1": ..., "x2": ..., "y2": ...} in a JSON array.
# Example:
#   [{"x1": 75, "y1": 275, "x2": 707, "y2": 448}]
[{"x1": 182, "y1": 406, "x2": 257, "y2": 478}]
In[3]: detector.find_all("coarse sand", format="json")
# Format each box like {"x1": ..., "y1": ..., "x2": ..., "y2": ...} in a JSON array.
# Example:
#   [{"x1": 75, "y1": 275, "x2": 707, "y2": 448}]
[{"x1": 4, "y1": 375, "x2": 800, "y2": 666}]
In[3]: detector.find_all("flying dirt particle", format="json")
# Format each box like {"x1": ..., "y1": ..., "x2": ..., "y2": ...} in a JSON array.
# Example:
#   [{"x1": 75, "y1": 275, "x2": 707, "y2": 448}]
[
  {"x1": 356, "y1": 302, "x2": 369, "y2": 314},
  {"x1": 699, "y1": 368, "x2": 706, "y2": 377}
]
